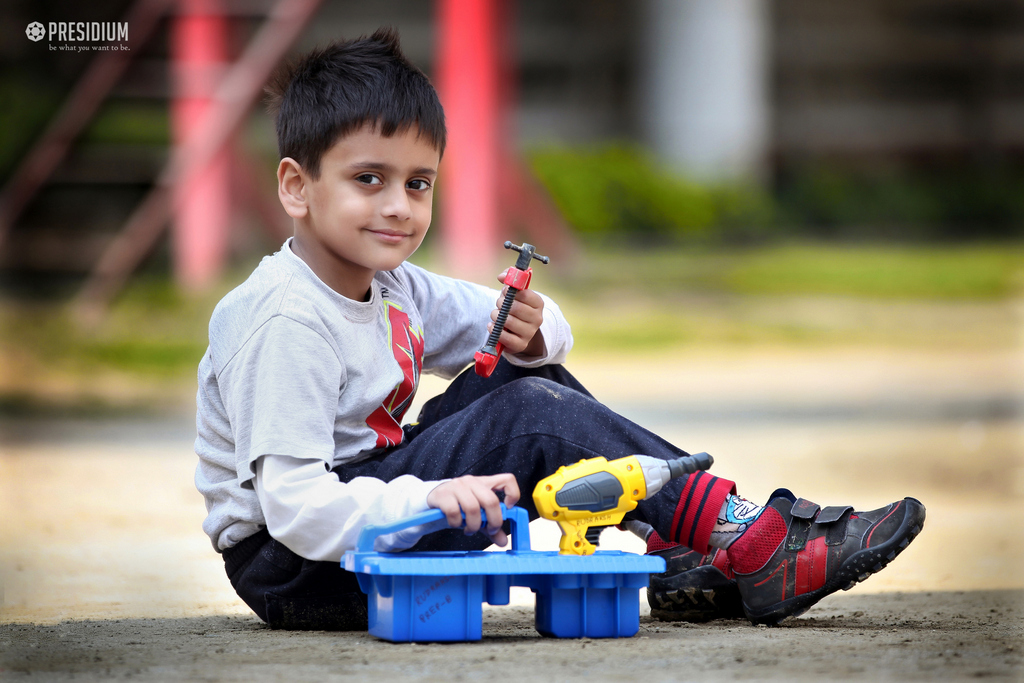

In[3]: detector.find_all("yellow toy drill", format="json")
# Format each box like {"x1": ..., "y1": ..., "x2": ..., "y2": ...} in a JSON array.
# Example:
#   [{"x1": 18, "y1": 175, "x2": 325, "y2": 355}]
[{"x1": 533, "y1": 452, "x2": 714, "y2": 555}]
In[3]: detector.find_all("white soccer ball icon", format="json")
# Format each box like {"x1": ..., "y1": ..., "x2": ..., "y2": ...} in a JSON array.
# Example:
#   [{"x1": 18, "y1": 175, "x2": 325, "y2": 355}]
[{"x1": 26, "y1": 22, "x2": 46, "y2": 42}]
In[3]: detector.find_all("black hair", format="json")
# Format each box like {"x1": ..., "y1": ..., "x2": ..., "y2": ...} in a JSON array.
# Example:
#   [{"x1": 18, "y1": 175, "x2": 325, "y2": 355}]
[{"x1": 265, "y1": 27, "x2": 446, "y2": 179}]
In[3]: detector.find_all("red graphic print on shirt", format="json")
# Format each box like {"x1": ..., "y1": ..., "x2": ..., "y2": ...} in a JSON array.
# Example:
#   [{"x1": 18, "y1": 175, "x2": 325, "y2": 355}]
[{"x1": 366, "y1": 300, "x2": 425, "y2": 448}]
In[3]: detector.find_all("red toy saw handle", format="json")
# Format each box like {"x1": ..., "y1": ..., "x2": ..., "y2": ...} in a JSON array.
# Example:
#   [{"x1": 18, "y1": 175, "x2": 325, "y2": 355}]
[{"x1": 474, "y1": 266, "x2": 532, "y2": 377}]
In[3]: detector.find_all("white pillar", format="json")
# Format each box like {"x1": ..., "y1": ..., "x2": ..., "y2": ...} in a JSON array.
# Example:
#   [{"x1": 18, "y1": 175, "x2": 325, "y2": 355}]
[{"x1": 640, "y1": 0, "x2": 770, "y2": 182}]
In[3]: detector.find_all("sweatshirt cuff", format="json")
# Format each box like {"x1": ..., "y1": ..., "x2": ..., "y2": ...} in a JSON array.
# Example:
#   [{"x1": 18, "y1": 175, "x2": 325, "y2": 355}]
[
  {"x1": 504, "y1": 295, "x2": 569, "y2": 368},
  {"x1": 383, "y1": 478, "x2": 451, "y2": 551}
]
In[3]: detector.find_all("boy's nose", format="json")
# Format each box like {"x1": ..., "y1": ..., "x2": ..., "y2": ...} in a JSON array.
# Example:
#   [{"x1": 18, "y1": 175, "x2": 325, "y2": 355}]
[{"x1": 381, "y1": 186, "x2": 412, "y2": 220}]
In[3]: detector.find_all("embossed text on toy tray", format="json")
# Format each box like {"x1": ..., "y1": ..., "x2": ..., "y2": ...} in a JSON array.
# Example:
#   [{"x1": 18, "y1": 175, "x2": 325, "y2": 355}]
[{"x1": 416, "y1": 576, "x2": 453, "y2": 622}]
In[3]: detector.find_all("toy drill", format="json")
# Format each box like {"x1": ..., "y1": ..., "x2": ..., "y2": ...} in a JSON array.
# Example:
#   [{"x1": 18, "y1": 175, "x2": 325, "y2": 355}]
[
  {"x1": 533, "y1": 452, "x2": 714, "y2": 555},
  {"x1": 474, "y1": 241, "x2": 549, "y2": 378}
]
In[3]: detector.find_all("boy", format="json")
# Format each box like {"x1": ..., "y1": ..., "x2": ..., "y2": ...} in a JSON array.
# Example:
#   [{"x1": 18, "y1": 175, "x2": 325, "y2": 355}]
[{"x1": 194, "y1": 28, "x2": 925, "y2": 631}]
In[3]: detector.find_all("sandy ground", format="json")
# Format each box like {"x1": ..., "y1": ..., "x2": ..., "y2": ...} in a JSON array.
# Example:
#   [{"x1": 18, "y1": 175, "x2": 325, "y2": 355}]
[{"x1": 1, "y1": 348, "x2": 1023, "y2": 681}]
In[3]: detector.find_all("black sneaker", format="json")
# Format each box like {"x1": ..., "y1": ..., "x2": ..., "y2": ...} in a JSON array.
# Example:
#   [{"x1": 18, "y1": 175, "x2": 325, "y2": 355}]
[
  {"x1": 732, "y1": 495, "x2": 926, "y2": 625},
  {"x1": 646, "y1": 487, "x2": 799, "y2": 623},
  {"x1": 648, "y1": 545, "x2": 744, "y2": 622}
]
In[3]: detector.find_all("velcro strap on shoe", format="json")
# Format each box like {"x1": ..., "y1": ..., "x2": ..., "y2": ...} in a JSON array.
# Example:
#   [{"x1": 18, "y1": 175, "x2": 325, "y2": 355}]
[
  {"x1": 785, "y1": 518, "x2": 813, "y2": 552},
  {"x1": 817, "y1": 505, "x2": 853, "y2": 524},
  {"x1": 825, "y1": 518, "x2": 849, "y2": 546},
  {"x1": 818, "y1": 506, "x2": 854, "y2": 546},
  {"x1": 790, "y1": 498, "x2": 821, "y2": 520}
]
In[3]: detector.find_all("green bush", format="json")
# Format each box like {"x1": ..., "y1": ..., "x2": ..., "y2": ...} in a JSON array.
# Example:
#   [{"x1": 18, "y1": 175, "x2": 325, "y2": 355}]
[
  {"x1": 0, "y1": 75, "x2": 62, "y2": 182},
  {"x1": 529, "y1": 146, "x2": 1024, "y2": 242},
  {"x1": 527, "y1": 145, "x2": 773, "y2": 243},
  {"x1": 776, "y1": 165, "x2": 1024, "y2": 239}
]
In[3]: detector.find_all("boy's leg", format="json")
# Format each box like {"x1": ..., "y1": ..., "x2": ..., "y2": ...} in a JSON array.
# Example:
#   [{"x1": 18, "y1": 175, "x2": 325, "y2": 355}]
[
  {"x1": 357, "y1": 365, "x2": 735, "y2": 555},
  {"x1": 363, "y1": 364, "x2": 927, "y2": 626},
  {"x1": 639, "y1": 489, "x2": 925, "y2": 625},
  {"x1": 405, "y1": 359, "x2": 592, "y2": 438},
  {"x1": 222, "y1": 528, "x2": 368, "y2": 631},
  {"x1": 723, "y1": 490, "x2": 925, "y2": 624},
  {"x1": 221, "y1": 362, "x2": 594, "y2": 632}
]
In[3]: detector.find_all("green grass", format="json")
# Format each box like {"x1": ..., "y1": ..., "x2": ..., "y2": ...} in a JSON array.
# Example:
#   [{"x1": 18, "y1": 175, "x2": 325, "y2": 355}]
[
  {"x1": 81, "y1": 102, "x2": 170, "y2": 146},
  {"x1": 0, "y1": 242, "x2": 1019, "y2": 406},
  {"x1": 540, "y1": 241, "x2": 1024, "y2": 354},
  {"x1": 563, "y1": 242, "x2": 1024, "y2": 300},
  {"x1": 0, "y1": 270, "x2": 233, "y2": 383},
  {"x1": 723, "y1": 243, "x2": 1024, "y2": 299}
]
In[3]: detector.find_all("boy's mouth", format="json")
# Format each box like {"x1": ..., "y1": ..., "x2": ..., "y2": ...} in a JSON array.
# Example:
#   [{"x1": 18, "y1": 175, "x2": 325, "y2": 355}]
[{"x1": 367, "y1": 228, "x2": 411, "y2": 244}]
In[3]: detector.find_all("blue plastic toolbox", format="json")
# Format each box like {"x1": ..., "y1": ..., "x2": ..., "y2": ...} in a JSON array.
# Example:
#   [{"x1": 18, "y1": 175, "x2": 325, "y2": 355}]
[{"x1": 342, "y1": 505, "x2": 665, "y2": 642}]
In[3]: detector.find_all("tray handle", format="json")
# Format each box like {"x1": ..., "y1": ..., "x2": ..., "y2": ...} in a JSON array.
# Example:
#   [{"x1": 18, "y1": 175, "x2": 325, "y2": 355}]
[{"x1": 355, "y1": 503, "x2": 531, "y2": 553}]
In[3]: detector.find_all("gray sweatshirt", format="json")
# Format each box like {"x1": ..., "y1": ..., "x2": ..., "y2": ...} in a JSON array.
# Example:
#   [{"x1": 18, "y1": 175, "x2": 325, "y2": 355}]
[{"x1": 194, "y1": 240, "x2": 572, "y2": 557}]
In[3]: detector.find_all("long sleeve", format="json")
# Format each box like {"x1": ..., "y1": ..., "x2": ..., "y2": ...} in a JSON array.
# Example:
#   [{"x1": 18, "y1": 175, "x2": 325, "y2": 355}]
[
  {"x1": 504, "y1": 290, "x2": 573, "y2": 368},
  {"x1": 391, "y1": 262, "x2": 573, "y2": 378},
  {"x1": 255, "y1": 454, "x2": 448, "y2": 561}
]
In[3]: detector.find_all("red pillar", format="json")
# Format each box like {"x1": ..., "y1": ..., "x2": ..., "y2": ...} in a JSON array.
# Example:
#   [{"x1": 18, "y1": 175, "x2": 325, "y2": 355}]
[
  {"x1": 436, "y1": 0, "x2": 501, "y2": 281},
  {"x1": 170, "y1": 0, "x2": 232, "y2": 291}
]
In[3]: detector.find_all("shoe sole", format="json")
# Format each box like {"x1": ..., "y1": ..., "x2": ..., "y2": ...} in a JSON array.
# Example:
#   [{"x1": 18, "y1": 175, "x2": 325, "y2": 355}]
[
  {"x1": 649, "y1": 566, "x2": 745, "y2": 622},
  {"x1": 743, "y1": 497, "x2": 926, "y2": 625}
]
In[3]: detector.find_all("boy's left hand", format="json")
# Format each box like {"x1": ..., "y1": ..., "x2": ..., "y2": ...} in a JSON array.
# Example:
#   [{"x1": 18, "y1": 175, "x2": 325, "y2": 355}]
[{"x1": 490, "y1": 270, "x2": 545, "y2": 357}]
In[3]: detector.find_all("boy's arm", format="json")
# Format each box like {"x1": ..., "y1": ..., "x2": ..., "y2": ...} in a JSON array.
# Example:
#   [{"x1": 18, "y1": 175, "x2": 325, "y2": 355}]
[
  {"x1": 255, "y1": 455, "x2": 519, "y2": 560},
  {"x1": 486, "y1": 270, "x2": 569, "y2": 365},
  {"x1": 395, "y1": 262, "x2": 573, "y2": 377},
  {"x1": 255, "y1": 454, "x2": 441, "y2": 560},
  {"x1": 222, "y1": 316, "x2": 446, "y2": 559}
]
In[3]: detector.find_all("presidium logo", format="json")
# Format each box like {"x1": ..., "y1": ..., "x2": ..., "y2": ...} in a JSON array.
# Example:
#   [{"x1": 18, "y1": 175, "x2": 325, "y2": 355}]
[
  {"x1": 25, "y1": 22, "x2": 45, "y2": 42},
  {"x1": 25, "y1": 20, "x2": 129, "y2": 51}
]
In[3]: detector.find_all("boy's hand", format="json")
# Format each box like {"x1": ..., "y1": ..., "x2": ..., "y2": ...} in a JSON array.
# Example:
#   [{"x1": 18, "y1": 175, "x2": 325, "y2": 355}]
[
  {"x1": 490, "y1": 270, "x2": 545, "y2": 357},
  {"x1": 426, "y1": 473, "x2": 520, "y2": 547}
]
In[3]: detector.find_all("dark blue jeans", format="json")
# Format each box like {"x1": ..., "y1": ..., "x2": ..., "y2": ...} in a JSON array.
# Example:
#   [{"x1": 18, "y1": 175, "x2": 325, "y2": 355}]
[{"x1": 225, "y1": 360, "x2": 729, "y2": 630}]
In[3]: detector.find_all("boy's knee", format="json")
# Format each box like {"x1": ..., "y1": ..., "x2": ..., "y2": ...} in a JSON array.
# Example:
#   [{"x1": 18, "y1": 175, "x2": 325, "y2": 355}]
[{"x1": 500, "y1": 376, "x2": 574, "y2": 405}]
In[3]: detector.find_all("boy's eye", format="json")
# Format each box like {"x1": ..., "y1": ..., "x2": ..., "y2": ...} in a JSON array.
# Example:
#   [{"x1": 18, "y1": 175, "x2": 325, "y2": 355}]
[
  {"x1": 356, "y1": 174, "x2": 382, "y2": 185},
  {"x1": 407, "y1": 179, "x2": 431, "y2": 191}
]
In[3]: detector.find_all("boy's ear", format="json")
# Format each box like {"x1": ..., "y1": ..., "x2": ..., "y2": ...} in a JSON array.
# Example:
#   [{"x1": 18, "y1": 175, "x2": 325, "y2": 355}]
[{"x1": 277, "y1": 157, "x2": 309, "y2": 219}]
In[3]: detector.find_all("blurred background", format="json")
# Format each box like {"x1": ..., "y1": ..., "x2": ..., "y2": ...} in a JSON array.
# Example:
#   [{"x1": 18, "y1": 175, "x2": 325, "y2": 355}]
[{"x1": 0, "y1": 0, "x2": 1021, "y2": 622}]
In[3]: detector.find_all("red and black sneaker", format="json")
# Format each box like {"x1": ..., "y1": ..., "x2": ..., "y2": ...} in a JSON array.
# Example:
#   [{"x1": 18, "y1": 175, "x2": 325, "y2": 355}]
[
  {"x1": 647, "y1": 545, "x2": 744, "y2": 622},
  {"x1": 729, "y1": 494, "x2": 926, "y2": 625},
  {"x1": 646, "y1": 487, "x2": 799, "y2": 622}
]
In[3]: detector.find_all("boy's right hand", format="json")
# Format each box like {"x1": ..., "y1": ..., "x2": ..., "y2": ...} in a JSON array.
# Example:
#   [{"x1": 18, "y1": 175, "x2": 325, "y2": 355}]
[{"x1": 426, "y1": 474, "x2": 520, "y2": 547}]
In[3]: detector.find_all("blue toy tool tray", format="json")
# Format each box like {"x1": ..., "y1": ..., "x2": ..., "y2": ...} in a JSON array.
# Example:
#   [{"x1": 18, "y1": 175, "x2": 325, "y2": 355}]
[{"x1": 343, "y1": 505, "x2": 664, "y2": 642}]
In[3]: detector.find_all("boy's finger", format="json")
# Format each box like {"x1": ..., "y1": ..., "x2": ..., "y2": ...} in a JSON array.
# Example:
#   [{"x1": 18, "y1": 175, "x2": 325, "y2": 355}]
[
  {"x1": 454, "y1": 486, "x2": 482, "y2": 534},
  {"x1": 487, "y1": 528, "x2": 509, "y2": 547},
  {"x1": 513, "y1": 288, "x2": 543, "y2": 308},
  {"x1": 495, "y1": 300, "x2": 542, "y2": 328},
  {"x1": 436, "y1": 493, "x2": 463, "y2": 530},
  {"x1": 496, "y1": 270, "x2": 509, "y2": 284},
  {"x1": 478, "y1": 489, "x2": 504, "y2": 534},
  {"x1": 496, "y1": 317, "x2": 539, "y2": 349},
  {"x1": 487, "y1": 324, "x2": 529, "y2": 355},
  {"x1": 498, "y1": 293, "x2": 541, "y2": 316},
  {"x1": 497, "y1": 308, "x2": 539, "y2": 337},
  {"x1": 487, "y1": 473, "x2": 521, "y2": 509}
]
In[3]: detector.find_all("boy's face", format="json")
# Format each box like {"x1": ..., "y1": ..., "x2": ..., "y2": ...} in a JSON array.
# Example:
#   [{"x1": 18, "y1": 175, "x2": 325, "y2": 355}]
[{"x1": 281, "y1": 124, "x2": 439, "y2": 299}]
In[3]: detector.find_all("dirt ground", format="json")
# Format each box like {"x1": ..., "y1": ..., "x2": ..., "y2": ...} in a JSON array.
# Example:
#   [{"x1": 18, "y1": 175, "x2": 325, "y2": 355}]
[
  {"x1": 1, "y1": 590, "x2": 1021, "y2": 682},
  {"x1": 2, "y1": 348, "x2": 1023, "y2": 681}
]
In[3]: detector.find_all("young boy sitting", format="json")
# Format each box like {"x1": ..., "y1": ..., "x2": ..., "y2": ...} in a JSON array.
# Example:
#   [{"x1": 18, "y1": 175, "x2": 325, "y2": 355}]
[{"x1": 194, "y1": 28, "x2": 925, "y2": 631}]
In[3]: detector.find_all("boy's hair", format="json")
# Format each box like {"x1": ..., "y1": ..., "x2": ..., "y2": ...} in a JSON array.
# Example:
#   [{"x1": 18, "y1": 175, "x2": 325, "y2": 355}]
[{"x1": 265, "y1": 27, "x2": 446, "y2": 179}]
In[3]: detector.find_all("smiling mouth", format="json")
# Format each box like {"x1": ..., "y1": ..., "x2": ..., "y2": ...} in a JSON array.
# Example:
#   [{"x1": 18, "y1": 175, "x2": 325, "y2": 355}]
[{"x1": 368, "y1": 228, "x2": 410, "y2": 240}]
